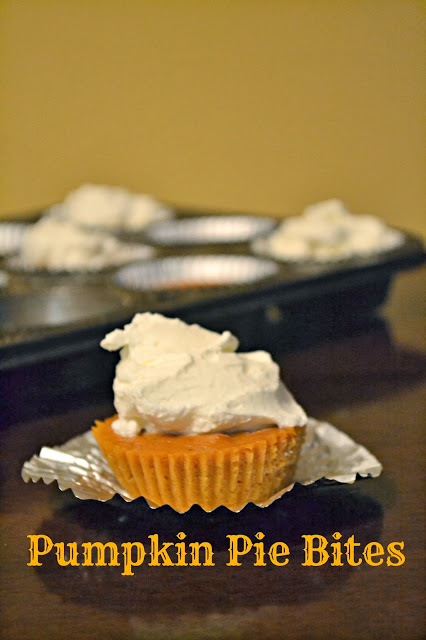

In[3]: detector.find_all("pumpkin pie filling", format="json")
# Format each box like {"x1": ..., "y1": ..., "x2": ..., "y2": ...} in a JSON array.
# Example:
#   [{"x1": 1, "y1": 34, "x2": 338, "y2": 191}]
[{"x1": 92, "y1": 415, "x2": 305, "y2": 512}]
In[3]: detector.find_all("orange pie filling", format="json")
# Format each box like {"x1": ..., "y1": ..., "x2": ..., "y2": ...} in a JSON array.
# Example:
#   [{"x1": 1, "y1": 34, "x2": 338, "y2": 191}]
[{"x1": 92, "y1": 415, "x2": 305, "y2": 512}]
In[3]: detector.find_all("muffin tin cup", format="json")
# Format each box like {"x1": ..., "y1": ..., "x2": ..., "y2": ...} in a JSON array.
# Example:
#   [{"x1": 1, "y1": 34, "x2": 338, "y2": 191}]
[
  {"x1": 144, "y1": 215, "x2": 278, "y2": 246},
  {"x1": 114, "y1": 254, "x2": 279, "y2": 291}
]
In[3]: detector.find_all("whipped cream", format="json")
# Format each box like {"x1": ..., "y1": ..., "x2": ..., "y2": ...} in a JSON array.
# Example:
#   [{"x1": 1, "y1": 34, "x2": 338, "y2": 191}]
[
  {"x1": 16, "y1": 216, "x2": 154, "y2": 272},
  {"x1": 57, "y1": 183, "x2": 173, "y2": 231},
  {"x1": 101, "y1": 313, "x2": 307, "y2": 437},
  {"x1": 253, "y1": 199, "x2": 403, "y2": 262}
]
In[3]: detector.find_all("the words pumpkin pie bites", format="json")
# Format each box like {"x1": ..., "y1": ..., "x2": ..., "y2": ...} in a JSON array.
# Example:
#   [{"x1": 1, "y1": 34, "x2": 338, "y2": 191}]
[{"x1": 92, "y1": 313, "x2": 307, "y2": 512}]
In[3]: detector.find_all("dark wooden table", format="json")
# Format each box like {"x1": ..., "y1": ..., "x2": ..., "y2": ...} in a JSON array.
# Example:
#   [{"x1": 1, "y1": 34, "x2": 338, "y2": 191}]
[{"x1": 1, "y1": 268, "x2": 425, "y2": 640}]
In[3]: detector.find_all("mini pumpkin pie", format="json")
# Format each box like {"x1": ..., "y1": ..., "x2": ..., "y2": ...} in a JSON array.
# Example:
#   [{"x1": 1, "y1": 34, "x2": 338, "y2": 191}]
[
  {"x1": 252, "y1": 199, "x2": 404, "y2": 262},
  {"x1": 58, "y1": 183, "x2": 173, "y2": 231},
  {"x1": 13, "y1": 216, "x2": 153, "y2": 272},
  {"x1": 92, "y1": 313, "x2": 307, "y2": 511}
]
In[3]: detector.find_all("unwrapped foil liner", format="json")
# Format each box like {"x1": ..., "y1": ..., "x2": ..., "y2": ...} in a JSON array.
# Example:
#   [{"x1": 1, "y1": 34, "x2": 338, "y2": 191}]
[
  {"x1": 21, "y1": 418, "x2": 382, "y2": 512},
  {"x1": 144, "y1": 215, "x2": 277, "y2": 246},
  {"x1": 114, "y1": 254, "x2": 279, "y2": 290}
]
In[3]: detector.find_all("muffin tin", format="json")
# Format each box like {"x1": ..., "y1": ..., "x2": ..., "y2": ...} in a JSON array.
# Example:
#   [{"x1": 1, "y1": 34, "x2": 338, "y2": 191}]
[
  {"x1": 0, "y1": 208, "x2": 424, "y2": 370},
  {"x1": 0, "y1": 285, "x2": 130, "y2": 330}
]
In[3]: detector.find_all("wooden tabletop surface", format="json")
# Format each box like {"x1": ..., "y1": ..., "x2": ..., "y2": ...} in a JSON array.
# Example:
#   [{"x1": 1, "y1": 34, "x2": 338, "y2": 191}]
[{"x1": 1, "y1": 267, "x2": 425, "y2": 640}]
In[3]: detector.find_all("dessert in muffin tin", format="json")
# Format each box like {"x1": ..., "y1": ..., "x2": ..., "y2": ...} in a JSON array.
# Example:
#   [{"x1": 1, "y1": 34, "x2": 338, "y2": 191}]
[
  {"x1": 51, "y1": 183, "x2": 173, "y2": 232},
  {"x1": 252, "y1": 199, "x2": 404, "y2": 262},
  {"x1": 9, "y1": 216, "x2": 154, "y2": 272}
]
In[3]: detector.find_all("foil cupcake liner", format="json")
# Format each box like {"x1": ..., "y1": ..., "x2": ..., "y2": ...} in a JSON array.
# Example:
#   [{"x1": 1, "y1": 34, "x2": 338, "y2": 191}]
[
  {"x1": 0, "y1": 222, "x2": 30, "y2": 256},
  {"x1": 22, "y1": 418, "x2": 382, "y2": 512},
  {"x1": 144, "y1": 216, "x2": 277, "y2": 246},
  {"x1": 114, "y1": 254, "x2": 279, "y2": 290}
]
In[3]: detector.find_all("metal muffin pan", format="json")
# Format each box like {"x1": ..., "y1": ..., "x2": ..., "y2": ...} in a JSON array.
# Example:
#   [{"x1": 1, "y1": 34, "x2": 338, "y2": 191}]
[
  {"x1": 114, "y1": 254, "x2": 279, "y2": 290},
  {"x1": 0, "y1": 207, "x2": 424, "y2": 371},
  {"x1": 0, "y1": 285, "x2": 130, "y2": 330},
  {"x1": 144, "y1": 215, "x2": 277, "y2": 246}
]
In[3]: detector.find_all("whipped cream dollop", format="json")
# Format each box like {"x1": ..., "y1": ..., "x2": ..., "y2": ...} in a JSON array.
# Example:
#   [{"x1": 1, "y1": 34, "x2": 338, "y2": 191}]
[
  {"x1": 101, "y1": 313, "x2": 307, "y2": 437},
  {"x1": 56, "y1": 183, "x2": 173, "y2": 231},
  {"x1": 253, "y1": 199, "x2": 403, "y2": 262},
  {"x1": 16, "y1": 217, "x2": 154, "y2": 272}
]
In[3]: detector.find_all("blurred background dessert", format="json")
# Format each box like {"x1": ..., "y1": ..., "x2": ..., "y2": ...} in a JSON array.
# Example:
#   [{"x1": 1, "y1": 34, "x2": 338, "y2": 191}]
[
  {"x1": 49, "y1": 183, "x2": 173, "y2": 232},
  {"x1": 252, "y1": 199, "x2": 404, "y2": 262},
  {"x1": 9, "y1": 215, "x2": 155, "y2": 272}
]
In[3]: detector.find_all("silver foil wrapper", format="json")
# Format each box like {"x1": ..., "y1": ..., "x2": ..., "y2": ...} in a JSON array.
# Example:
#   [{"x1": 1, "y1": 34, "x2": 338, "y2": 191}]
[
  {"x1": 145, "y1": 216, "x2": 277, "y2": 246},
  {"x1": 0, "y1": 222, "x2": 30, "y2": 256},
  {"x1": 114, "y1": 254, "x2": 279, "y2": 290},
  {"x1": 22, "y1": 418, "x2": 382, "y2": 512}
]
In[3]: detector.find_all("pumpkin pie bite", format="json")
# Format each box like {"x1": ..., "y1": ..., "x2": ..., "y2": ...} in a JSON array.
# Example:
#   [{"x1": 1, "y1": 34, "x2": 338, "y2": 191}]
[
  {"x1": 252, "y1": 199, "x2": 404, "y2": 263},
  {"x1": 92, "y1": 313, "x2": 307, "y2": 512}
]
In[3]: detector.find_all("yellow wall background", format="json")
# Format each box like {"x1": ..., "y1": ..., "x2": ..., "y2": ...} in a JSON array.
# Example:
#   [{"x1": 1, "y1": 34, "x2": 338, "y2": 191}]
[{"x1": 0, "y1": 1, "x2": 424, "y2": 235}]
